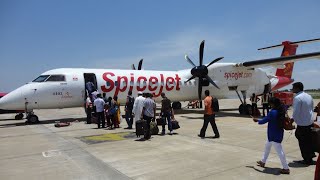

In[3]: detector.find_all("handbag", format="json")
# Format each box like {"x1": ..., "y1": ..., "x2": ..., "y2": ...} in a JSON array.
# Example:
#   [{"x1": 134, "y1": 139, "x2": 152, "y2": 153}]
[
  {"x1": 156, "y1": 117, "x2": 167, "y2": 126},
  {"x1": 283, "y1": 117, "x2": 295, "y2": 131}
]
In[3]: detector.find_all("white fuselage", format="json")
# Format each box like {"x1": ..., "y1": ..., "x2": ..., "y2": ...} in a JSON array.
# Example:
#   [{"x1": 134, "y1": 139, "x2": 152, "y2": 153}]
[{"x1": 0, "y1": 63, "x2": 276, "y2": 110}]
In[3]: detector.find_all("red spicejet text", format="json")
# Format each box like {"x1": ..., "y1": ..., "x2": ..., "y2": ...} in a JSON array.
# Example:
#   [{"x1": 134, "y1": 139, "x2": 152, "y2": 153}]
[{"x1": 101, "y1": 72, "x2": 181, "y2": 97}]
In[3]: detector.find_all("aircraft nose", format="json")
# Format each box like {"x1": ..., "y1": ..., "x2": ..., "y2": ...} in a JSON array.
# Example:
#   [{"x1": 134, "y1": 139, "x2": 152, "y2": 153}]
[{"x1": 0, "y1": 87, "x2": 25, "y2": 110}]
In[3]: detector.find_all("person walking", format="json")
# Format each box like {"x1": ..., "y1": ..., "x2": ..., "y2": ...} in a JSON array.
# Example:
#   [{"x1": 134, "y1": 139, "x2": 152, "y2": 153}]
[
  {"x1": 142, "y1": 93, "x2": 156, "y2": 140},
  {"x1": 125, "y1": 91, "x2": 135, "y2": 129},
  {"x1": 291, "y1": 82, "x2": 315, "y2": 165},
  {"x1": 132, "y1": 92, "x2": 145, "y2": 122},
  {"x1": 160, "y1": 92, "x2": 174, "y2": 135},
  {"x1": 198, "y1": 90, "x2": 220, "y2": 138},
  {"x1": 253, "y1": 97, "x2": 290, "y2": 174},
  {"x1": 93, "y1": 94, "x2": 105, "y2": 128}
]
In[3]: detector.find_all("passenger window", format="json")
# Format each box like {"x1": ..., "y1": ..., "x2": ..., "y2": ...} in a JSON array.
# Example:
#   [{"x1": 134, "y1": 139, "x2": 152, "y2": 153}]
[
  {"x1": 32, "y1": 75, "x2": 50, "y2": 82},
  {"x1": 46, "y1": 75, "x2": 65, "y2": 82}
]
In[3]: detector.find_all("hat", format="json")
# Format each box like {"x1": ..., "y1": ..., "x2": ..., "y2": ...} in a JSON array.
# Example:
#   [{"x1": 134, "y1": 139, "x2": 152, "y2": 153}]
[{"x1": 138, "y1": 91, "x2": 143, "y2": 95}]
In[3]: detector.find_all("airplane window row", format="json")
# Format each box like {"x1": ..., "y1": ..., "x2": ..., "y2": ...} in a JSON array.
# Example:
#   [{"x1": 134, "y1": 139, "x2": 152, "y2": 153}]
[{"x1": 32, "y1": 75, "x2": 66, "y2": 82}]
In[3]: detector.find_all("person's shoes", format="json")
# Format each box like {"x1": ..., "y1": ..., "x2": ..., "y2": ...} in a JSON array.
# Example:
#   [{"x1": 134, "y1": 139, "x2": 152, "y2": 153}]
[
  {"x1": 256, "y1": 160, "x2": 265, "y2": 167},
  {"x1": 279, "y1": 169, "x2": 290, "y2": 174},
  {"x1": 128, "y1": 127, "x2": 133, "y2": 129},
  {"x1": 124, "y1": 127, "x2": 130, "y2": 129},
  {"x1": 169, "y1": 131, "x2": 173, "y2": 135},
  {"x1": 198, "y1": 134, "x2": 205, "y2": 139},
  {"x1": 213, "y1": 135, "x2": 220, "y2": 138},
  {"x1": 161, "y1": 132, "x2": 165, "y2": 136}
]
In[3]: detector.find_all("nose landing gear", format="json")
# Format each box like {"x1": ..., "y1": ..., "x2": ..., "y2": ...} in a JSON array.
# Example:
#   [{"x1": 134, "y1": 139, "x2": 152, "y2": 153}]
[{"x1": 24, "y1": 101, "x2": 39, "y2": 124}]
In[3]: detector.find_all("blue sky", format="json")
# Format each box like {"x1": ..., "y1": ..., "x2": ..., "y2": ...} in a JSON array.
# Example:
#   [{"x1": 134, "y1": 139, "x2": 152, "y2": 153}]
[{"x1": 0, "y1": 0, "x2": 320, "y2": 92}]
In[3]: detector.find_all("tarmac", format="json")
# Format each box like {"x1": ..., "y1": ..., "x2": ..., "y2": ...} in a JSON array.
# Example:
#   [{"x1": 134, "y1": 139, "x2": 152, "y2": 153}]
[{"x1": 0, "y1": 99, "x2": 319, "y2": 180}]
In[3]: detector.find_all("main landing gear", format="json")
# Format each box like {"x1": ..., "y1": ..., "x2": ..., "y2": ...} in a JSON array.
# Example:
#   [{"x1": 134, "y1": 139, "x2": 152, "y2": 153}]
[
  {"x1": 236, "y1": 90, "x2": 252, "y2": 115},
  {"x1": 172, "y1": 102, "x2": 182, "y2": 109}
]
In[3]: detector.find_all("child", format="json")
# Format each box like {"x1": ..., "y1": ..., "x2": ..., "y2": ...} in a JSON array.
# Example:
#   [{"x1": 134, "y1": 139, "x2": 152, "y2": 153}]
[{"x1": 252, "y1": 97, "x2": 290, "y2": 174}]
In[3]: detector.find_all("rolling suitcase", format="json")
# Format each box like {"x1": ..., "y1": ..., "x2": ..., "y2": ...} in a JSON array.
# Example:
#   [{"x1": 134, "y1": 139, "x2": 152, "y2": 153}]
[{"x1": 136, "y1": 120, "x2": 146, "y2": 137}]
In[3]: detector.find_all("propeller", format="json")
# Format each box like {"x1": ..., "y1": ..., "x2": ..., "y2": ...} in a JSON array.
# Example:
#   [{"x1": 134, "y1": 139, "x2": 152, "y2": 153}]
[
  {"x1": 184, "y1": 40, "x2": 224, "y2": 107},
  {"x1": 131, "y1": 59, "x2": 143, "y2": 70}
]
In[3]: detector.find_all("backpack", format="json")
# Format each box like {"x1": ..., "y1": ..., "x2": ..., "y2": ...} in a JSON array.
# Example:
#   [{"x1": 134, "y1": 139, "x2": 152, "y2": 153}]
[
  {"x1": 126, "y1": 96, "x2": 135, "y2": 110},
  {"x1": 211, "y1": 96, "x2": 219, "y2": 112}
]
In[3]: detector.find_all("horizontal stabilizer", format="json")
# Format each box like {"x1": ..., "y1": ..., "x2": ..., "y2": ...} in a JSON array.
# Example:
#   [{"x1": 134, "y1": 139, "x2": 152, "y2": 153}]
[{"x1": 258, "y1": 38, "x2": 320, "y2": 50}]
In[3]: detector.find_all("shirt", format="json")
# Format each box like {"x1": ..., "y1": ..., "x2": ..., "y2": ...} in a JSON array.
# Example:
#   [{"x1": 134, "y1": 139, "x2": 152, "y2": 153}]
[
  {"x1": 161, "y1": 97, "x2": 172, "y2": 113},
  {"x1": 85, "y1": 82, "x2": 95, "y2": 93},
  {"x1": 94, "y1": 98, "x2": 105, "y2": 113},
  {"x1": 204, "y1": 96, "x2": 213, "y2": 115},
  {"x1": 132, "y1": 96, "x2": 145, "y2": 120},
  {"x1": 258, "y1": 109, "x2": 284, "y2": 143},
  {"x1": 143, "y1": 98, "x2": 156, "y2": 117},
  {"x1": 292, "y1": 91, "x2": 314, "y2": 126}
]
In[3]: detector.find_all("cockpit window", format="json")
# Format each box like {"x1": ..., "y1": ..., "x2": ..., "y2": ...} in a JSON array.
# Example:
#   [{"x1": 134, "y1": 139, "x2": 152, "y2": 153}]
[
  {"x1": 32, "y1": 75, "x2": 50, "y2": 82},
  {"x1": 46, "y1": 75, "x2": 66, "y2": 82}
]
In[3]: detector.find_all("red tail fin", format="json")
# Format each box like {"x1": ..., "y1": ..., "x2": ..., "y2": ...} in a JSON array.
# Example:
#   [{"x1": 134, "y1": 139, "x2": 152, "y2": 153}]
[{"x1": 275, "y1": 41, "x2": 298, "y2": 79}]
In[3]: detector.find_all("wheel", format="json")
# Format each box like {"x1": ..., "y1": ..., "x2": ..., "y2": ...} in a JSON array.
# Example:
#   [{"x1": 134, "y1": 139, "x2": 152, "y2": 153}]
[
  {"x1": 239, "y1": 104, "x2": 251, "y2": 115},
  {"x1": 246, "y1": 104, "x2": 252, "y2": 115},
  {"x1": 15, "y1": 113, "x2": 24, "y2": 120},
  {"x1": 28, "y1": 115, "x2": 39, "y2": 124},
  {"x1": 239, "y1": 104, "x2": 246, "y2": 115},
  {"x1": 172, "y1": 102, "x2": 182, "y2": 109}
]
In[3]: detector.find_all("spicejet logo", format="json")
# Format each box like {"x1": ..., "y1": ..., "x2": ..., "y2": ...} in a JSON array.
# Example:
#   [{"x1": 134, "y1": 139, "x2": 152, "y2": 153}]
[{"x1": 101, "y1": 72, "x2": 181, "y2": 97}]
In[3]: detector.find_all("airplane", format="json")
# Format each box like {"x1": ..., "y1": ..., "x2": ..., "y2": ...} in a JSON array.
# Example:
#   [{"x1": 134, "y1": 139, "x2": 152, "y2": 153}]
[
  {"x1": 0, "y1": 38, "x2": 319, "y2": 123},
  {"x1": 0, "y1": 93, "x2": 24, "y2": 119}
]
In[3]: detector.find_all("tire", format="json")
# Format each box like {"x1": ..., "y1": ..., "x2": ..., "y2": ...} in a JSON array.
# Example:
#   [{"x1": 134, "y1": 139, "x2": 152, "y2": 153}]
[
  {"x1": 239, "y1": 104, "x2": 246, "y2": 115},
  {"x1": 172, "y1": 102, "x2": 182, "y2": 109},
  {"x1": 28, "y1": 115, "x2": 39, "y2": 124},
  {"x1": 15, "y1": 113, "x2": 24, "y2": 120},
  {"x1": 239, "y1": 104, "x2": 251, "y2": 115}
]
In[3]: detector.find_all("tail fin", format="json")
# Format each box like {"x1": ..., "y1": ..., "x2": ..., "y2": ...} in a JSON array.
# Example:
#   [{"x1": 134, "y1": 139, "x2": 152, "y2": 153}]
[
  {"x1": 258, "y1": 38, "x2": 320, "y2": 79},
  {"x1": 275, "y1": 41, "x2": 298, "y2": 78}
]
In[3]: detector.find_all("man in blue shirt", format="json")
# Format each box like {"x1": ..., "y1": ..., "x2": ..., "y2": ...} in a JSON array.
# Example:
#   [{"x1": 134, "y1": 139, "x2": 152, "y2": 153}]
[{"x1": 292, "y1": 82, "x2": 315, "y2": 165}]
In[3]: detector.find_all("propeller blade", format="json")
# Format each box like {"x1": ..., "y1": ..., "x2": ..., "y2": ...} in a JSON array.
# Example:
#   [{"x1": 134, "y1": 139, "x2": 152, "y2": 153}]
[
  {"x1": 205, "y1": 75, "x2": 220, "y2": 89},
  {"x1": 198, "y1": 78, "x2": 202, "y2": 101},
  {"x1": 185, "y1": 55, "x2": 197, "y2": 67},
  {"x1": 131, "y1": 64, "x2": 136, "y2": 70},
  {"x1": 185, "y1": 75, "x2": 195, "y2": 83},
  {"x1": 206, "y1": 57, "x2": 224, "y2": 68},
  {"x1": 199, "y1": 40, "x2": 205, "y2": 66},
  {"x1": 138, "y1": 59, "x2": 143, "y2": 70}
]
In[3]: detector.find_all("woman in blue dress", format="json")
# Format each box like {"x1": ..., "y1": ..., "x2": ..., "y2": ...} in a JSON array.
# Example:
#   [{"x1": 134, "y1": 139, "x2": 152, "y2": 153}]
[{"x1": 253, "y1": 97, "x2": 290, "y2": 174}]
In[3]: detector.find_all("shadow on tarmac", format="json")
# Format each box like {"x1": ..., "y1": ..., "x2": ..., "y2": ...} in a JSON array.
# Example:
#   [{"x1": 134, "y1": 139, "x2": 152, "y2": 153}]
[
  {"x1": 0, "y1": 117, "x2": 86, "y2": 128},
  {"x1": 246, "y1": 165, "x2": 282, "y2": 175}
]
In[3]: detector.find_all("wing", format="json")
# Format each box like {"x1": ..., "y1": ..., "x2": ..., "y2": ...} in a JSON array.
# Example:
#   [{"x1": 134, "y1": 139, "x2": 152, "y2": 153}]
[{"x1": 235, "y1": 51, "x2": 320, "y2": 68}]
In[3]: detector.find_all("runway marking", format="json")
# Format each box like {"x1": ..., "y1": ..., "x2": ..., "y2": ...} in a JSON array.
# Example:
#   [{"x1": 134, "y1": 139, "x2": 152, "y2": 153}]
[
  {"x1": 79, "y1": 132, "x2": 136, "y2": 144},
  {"x1": 42, "y1": 150, "x2": 61, "y2": 157}
]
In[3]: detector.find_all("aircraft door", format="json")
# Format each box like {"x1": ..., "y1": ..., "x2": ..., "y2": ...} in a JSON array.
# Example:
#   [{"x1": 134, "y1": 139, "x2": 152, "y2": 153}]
[{"x1": 84, "y1": 73, "x2": 98, "y2": 100}]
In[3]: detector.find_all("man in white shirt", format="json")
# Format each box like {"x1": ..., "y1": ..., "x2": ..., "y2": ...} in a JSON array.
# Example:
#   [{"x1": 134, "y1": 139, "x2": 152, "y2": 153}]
[
  {"x1": 94, "y1": 94, "x2": 106, "y2": 129},
  {"x1": 292, "y1": 82, "x2": 315, "y2": 165},
  {"x1": 132, "y1": 92, "x2": 145, "y2": 123}
]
